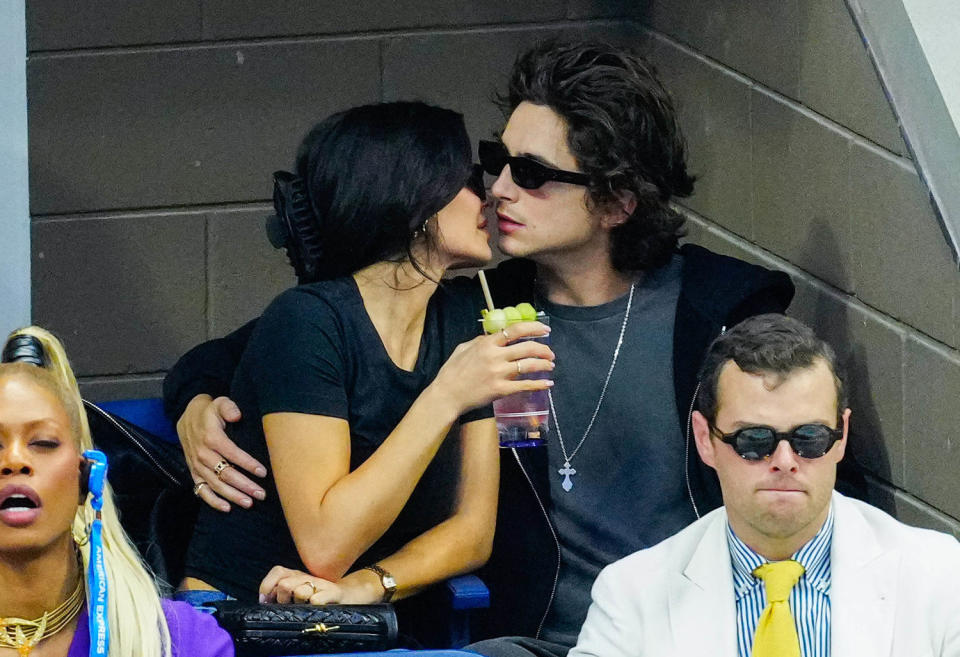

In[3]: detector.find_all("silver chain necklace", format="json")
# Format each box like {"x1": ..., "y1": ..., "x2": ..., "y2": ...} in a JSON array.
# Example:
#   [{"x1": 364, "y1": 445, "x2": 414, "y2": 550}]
[{"x1": 549, "y1": 282, "x2": 636, "y2": 492}]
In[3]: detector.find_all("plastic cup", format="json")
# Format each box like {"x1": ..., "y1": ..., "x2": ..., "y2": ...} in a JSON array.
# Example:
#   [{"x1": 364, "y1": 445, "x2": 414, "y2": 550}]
[{"x1": 484, "y1": 313, "x2": 550, "y2": 448}]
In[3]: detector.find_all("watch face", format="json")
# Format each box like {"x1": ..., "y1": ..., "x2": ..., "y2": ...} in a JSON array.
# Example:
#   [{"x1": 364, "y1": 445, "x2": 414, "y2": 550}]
[{"x1": 382, "y1": 574, "x2": 397, "y2": 590}]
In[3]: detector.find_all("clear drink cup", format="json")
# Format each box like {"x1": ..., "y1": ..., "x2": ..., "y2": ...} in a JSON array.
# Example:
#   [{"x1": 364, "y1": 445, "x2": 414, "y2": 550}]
[{"x1": 481, "y1": 312, "x2": 550, "y2": 448}]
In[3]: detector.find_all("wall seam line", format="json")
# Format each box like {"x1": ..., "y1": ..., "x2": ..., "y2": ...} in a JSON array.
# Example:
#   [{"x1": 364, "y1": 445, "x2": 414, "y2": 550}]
[
  {"x1": 631, "y1": 19, "x2": 908, "y2": 161},
  {"x1": 377, "y1": 37, "x2": 385, "y2": 102},
  {"x1": 865, "y1": 473, "x2": 960, "y2": 529},
  {"x1": 899, "y1": 326, "x2": 908, "y2": 489},
  {"x1": 203, "y1": 212, "x2": 211, "y2": 340},
  {"x1": 32, "y1": 201, "x2": 274, "y2": 223},
  {"x1": 27, "y1": 18, "x2": 631, "y2": 58},
  {"x1": 680, "y1": 206, "x2": 960, "y2": 353}
]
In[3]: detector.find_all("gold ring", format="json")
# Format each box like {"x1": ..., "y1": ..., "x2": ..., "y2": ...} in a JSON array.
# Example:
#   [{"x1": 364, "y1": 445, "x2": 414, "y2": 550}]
[
  {"x1": 214, "y1": 460, "x2": 233, "y2": 481},
  {"x1": 516, "y1": 361, "x2": 523, "y2": 375},
  {"x1": 193, "y1": 481, "x2": 208, "y2": 497},
  {"x1": 303, "y1": 580, "x2": 318, "y2": 595},
  {"x1": 501, "y1": 328, "x2": 509, "y2": 342}
]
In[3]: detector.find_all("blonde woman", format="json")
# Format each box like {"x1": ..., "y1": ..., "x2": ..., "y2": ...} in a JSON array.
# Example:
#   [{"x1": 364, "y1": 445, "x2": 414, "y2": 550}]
[{"x1": 0, "y1": 327, "x2": 233, "y2": 657}]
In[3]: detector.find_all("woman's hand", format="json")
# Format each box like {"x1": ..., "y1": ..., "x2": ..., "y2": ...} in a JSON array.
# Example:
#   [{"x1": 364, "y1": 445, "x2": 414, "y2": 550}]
[
  {"x1": 259, "y1": 566, "x2": 344, "y2": 605},
  {"x1": 178, "y1": 394, "x2": 268, "y2": 512},
  {"x1": 259, "y1": 566, "x2": 385, "y2": 605},
  {"x1": 429, "y1": 320, "x2": 555, "y2": 416}
]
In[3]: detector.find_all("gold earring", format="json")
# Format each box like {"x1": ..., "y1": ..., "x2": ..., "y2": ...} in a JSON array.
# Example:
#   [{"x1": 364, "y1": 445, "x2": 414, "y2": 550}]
[
  {"x1": 72, "y1": 508, "x2": 92, "y2": 546},
  {"x1": 72, "y1": 523, "x2": 89, "y2": 546}
]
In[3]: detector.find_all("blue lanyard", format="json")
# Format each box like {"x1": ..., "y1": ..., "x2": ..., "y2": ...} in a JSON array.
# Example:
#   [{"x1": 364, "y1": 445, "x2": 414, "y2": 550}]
[{"x1": 83, "y1": 450, "x2": 109, "y2": 657}]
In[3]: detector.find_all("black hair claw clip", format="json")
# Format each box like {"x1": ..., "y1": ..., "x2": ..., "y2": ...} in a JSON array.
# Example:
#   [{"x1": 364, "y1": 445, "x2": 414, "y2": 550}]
[{"x1": 1, "y1": 334, "x2": 48, "y2": 367}]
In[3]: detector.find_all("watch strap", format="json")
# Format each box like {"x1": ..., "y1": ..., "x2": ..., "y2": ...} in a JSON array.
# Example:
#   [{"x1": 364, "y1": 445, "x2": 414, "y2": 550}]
[{"x1": 361, "y1": 564, "x2": 396, "y2": 602}]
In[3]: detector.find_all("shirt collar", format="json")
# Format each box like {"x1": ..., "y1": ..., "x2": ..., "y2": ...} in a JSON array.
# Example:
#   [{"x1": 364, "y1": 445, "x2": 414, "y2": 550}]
[{"x1": 727, "y1": 503, "x2": 834, "y2": 599}]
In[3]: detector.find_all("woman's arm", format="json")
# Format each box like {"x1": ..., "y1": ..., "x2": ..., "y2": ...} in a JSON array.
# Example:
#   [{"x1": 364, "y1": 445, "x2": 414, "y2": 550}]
[
  {"x1": 261, "y1": 417, "x2": 498, "y2": 604},
  {"x1": 265, "y1": 385, "x2": 462, "y2": 580},
  {"x1": 266, "y1": 323, "x2": 551, "y2": 583},
  {"x1": 343, "y1": 416, "x2": 498, "y2": 601}
]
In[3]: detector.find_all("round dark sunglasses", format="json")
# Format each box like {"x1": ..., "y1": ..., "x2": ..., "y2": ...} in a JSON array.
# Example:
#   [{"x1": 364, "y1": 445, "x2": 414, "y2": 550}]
[
  {"x1": 478, "y1": 140, "x2": 591, "y2": 190},
  {"x1": 710, "y1": 422, "x2": 843, "y2": 461}
]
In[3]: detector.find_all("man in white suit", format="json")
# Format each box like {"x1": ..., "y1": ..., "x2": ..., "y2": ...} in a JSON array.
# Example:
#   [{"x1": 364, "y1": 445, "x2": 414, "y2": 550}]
[{"x1": 570, "y1": 314, "x2": 960, "y2": 657}]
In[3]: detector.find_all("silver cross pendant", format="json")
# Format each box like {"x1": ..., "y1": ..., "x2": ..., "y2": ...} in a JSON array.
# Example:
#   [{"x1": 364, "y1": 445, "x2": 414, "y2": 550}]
[{"x1": 558, "y1": 461, "x2": 577, "y2": 492}]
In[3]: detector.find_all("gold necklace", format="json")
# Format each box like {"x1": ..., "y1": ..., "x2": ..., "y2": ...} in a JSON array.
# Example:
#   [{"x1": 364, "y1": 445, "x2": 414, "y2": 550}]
[{"x1": 0, "y1": 574, "x2": 85, "y2": 656}]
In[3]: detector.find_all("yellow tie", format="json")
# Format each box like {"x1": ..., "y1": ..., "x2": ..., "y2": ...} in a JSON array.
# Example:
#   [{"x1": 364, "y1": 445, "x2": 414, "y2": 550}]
[{"x1": 751, "y1": 560, "x2": 805, "y2": 657}]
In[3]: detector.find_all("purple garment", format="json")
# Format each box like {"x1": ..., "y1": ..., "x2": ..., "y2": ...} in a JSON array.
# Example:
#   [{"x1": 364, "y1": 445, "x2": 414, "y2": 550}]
[{"x1": 67, "y1": 599, "x2": 234, "y2": 657}]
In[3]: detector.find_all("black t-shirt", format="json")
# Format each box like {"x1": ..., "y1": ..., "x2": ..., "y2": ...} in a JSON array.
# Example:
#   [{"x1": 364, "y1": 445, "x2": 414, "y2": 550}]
[{"x1": 185, "y1": 276, "x2": 492, "y2": 598}]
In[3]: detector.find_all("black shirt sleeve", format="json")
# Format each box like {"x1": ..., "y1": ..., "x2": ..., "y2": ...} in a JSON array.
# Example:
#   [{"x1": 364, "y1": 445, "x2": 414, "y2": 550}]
[
  {"x1": 162, "y1": 318, "x2": 258, "y2": 422},
  {"x1": 247, "y1": 288, "x2": 350, "y2": 420}
]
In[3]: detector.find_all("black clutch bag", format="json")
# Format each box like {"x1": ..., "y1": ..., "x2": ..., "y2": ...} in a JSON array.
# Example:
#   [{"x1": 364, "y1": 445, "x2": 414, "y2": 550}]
[{"x1": 209, "y1": 600, "x2": 399, "y2": 656}]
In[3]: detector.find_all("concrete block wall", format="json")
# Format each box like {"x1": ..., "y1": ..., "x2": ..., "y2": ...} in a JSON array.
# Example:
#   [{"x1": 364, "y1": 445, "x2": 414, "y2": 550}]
[
  {"x1": 26, "y1": 1, "x2": 642, "y2": 399},
  {"x1": 28, "y1": 2, "x2": 959, "y2": 533},
  {"x1": 634, "y1": 0, "x2": 960, "y2": 534}
]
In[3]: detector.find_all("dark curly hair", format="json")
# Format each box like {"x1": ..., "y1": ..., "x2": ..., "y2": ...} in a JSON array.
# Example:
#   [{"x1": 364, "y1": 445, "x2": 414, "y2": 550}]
[
  {"x1": 501, "y1": 40, "x2": 695, "y2": 272},
  {"x1": 695, "y1": 314, "x2": 847, "y2": 425}
]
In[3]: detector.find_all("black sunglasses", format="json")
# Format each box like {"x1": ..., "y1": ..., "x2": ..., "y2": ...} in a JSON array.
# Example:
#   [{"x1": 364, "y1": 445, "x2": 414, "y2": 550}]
[
  {"x1": 710, "y1": 422, "x2": 843, "y2": 461},
  {"x1": 464, "y1": 163, "x2": 486, "y2": 201},
  {"x1": 478, "y1": 140, "x2": 591, "y2": 190}
]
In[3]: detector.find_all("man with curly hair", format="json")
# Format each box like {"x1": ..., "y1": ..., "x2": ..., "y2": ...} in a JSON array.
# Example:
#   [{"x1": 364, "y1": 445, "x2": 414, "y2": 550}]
[
  {"x1": 163, "y1": 41, "x2": 794, "y2": 655},
  {"x1": 461, "y1": 40, "x2": 794, "y2": 657}
]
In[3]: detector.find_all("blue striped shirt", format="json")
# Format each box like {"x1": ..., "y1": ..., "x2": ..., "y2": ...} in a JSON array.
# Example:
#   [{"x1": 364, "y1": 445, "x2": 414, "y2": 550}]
[{"x1": 728, "y1": 505, "x2": 834, "y2": 657}]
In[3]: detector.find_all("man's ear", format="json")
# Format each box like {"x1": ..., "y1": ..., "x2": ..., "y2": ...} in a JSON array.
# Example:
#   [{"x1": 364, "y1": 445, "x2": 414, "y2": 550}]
[
  {"x1": 600, "y1": 190, "x2": 637, "y2": 229},
  {"x1": 833, "y1": 407, "x2": 852, "y2": 462},
  {"x1": 691, "y1": 410, "x2": 717, "y2": 469}
]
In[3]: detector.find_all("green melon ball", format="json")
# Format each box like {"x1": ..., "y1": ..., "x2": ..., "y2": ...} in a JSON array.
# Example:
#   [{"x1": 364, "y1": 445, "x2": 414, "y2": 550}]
[
  {"x1": 482, "y1": 309, "x2": 507, "y2": 334},
  {"x1": 503, "y1": 306, "x2": 522, "y2": 325},
  {"x1": 515, "y1": 302, "x2": 538, "y2": 321}
]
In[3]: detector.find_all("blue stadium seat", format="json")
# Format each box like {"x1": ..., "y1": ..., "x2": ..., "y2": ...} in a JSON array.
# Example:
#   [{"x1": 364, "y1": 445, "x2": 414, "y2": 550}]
[{"x1": 96, "y1": 397, "x2": 180, "y2": 443}]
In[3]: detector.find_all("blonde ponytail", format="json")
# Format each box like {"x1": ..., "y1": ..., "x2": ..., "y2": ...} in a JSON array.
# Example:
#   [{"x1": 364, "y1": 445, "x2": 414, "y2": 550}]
[{"x1": 4, "y1": 327, "x2": 172, "y2": 657}]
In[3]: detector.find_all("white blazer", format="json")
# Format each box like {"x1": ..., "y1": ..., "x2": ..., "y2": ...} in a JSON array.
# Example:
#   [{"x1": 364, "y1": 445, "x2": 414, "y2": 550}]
[{"x1": 569, "y1": 492, "x2": 960, "y2": 657}]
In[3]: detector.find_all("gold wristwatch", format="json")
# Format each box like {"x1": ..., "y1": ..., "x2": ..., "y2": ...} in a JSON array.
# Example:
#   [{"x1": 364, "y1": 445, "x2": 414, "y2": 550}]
[{"x1": 362, "y1": 564, "x2": 397, "y2": 602}]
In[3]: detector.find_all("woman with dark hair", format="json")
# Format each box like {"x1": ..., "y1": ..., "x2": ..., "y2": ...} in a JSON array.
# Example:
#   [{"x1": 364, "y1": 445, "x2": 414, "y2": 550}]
[{"x1": 177, "y1": 102, "x2": 554, "y2": 625}]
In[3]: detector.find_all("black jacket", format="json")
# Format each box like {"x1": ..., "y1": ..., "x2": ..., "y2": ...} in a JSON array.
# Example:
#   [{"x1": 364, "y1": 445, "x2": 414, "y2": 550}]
[
  {"x1": 162, "y1": 244, "x2": 794, "y2": 640},
  {"x1": 470, "y1": 245, "x2": 794, "y2": 640}
]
